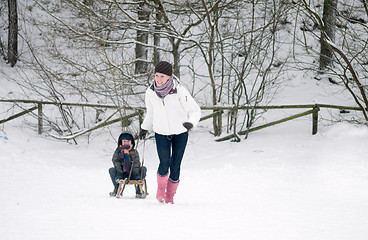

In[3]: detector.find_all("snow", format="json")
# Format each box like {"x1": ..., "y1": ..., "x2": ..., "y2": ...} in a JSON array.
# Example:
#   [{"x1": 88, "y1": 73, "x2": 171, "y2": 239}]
[
  {"x1": 1, "y1": 119, "x2": 368, "y2": 240},
  {"x1": 1, "y1": 1, "x2": 368, "y2": 239}
]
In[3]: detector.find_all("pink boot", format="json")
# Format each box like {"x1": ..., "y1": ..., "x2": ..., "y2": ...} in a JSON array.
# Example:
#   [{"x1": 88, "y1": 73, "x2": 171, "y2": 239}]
[
  {"x1": 165, "y1": 179, "x2": 179, "y2": 204},
  {"x1": 156, "y1": 173, "x2": 169, "y2": 203}
]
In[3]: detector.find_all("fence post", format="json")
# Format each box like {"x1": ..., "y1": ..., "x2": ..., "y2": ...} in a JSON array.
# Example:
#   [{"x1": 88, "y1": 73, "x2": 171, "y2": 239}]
[
  {"x1": 217, "y1": 110, "x2": 223, "y2": 136},
  {"x1": 38, "y1": 102, "x2": 43, "y2": 134},
  {"x1": 312, "y1": 104, "x2": 320, "y2": 135}
]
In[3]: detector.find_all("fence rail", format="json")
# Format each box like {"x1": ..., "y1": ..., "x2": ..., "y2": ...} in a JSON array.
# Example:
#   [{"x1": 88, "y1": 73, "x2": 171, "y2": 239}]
[{"x1": 0, "y1": 99, "x2": 365, "y2": 141}]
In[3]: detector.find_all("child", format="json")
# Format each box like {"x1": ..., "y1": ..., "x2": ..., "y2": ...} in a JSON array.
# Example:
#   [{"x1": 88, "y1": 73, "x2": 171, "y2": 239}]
[{"x1": 108, "y1": 131, "x2": 146, "y2": 197}]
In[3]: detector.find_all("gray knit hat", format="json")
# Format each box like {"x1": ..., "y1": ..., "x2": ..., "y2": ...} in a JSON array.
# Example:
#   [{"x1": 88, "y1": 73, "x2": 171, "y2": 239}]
[{"x1": 155, "y1": 61, "x2": 173, "y2": 76}]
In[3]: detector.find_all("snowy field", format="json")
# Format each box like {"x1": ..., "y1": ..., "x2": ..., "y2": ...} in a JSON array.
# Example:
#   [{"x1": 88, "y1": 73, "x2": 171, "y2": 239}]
[
  {"x1": 1, "y1": 0, "x2": 368, "y2": 238},
  {"x1": 1, "y1": 118, "x2": 368, "y2": 240}
]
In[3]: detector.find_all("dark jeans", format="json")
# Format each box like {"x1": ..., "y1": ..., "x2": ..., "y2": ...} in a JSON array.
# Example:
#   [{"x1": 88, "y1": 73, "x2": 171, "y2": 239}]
[
  {"x1": 155, "y1": 132, "x2": 188, "y2": 182},
  {"x1": 109, "y1": 167, "x2": 147, "y2": 193}
]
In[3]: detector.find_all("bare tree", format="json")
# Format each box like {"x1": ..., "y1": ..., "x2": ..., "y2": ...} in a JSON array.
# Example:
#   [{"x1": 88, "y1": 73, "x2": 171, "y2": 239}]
[
  {"x1": 200, "y1": 0, "x2": 221, "y2": 136},
  {"x1": 224, "y1": 0, "x2": 287, "y2": 140},
  {"x1": 7, "y1": 0, "x2": 291, "y2": 138},
  {"x1": 135, "y1": 1, "x2": 150, "y2": 74},
  {"x1": 301, "y1": 0, "x2": 368, "y2": 121},
  {"x1": 8, "y1": 0, "x2": 18, "y2": 67},
  {"x1": 152, "y1": 0, "x2": 162, "y2": 66},
  {"x1": 320, "y1": 0, "x2": 337, "y2": 71},
  {"x1": 0, "y1": 1, "x2": 5, "y2": 60}
]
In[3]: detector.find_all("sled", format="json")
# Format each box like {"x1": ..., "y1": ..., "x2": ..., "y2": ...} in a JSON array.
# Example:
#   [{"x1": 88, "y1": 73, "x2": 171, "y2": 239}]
[
  {"x1": 115, "y1": 178, "x2": 148, "y2": 199},
  {"x1": 114, "y1": 157, "x2": 148, "y2": 199}
]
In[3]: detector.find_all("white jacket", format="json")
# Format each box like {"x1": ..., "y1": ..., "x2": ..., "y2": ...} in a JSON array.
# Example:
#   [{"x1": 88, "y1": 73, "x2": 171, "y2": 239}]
[{"x1": 141, "y1": 81, "x2": 201, "y2": 135}]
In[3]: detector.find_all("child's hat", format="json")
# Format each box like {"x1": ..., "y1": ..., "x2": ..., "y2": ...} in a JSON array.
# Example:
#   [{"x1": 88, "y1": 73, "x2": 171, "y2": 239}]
[{"x1": 118, "y1": 131, "x2": 135, "y2": 147}]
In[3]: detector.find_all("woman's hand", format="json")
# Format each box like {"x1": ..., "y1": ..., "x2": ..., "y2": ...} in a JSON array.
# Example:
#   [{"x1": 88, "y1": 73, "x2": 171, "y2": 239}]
[
  {"x1": 183, "y1": 122, "x2": 193, "y2": 131},
  {"x1": 139, "y1": 129, "x2": 148, "y2": 139}
]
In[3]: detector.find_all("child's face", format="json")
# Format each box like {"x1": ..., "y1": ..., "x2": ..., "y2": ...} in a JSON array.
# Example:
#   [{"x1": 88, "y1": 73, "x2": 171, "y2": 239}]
[{"x1": 121, "y1": 139, "x2": 131, "y2": 146}]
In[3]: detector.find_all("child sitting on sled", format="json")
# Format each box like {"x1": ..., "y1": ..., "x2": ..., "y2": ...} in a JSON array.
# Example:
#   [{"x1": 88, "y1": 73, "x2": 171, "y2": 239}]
[{"x1": 108, "y1": 131, "x2": 146, "y2": 197}]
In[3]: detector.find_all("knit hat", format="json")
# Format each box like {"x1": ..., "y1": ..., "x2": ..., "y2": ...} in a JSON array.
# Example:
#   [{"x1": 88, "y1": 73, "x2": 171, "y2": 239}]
[
  {"x1": 118, "y1": 131, "x2": 135, "y2": 148},
  {"x1": 120, "y1": 133, "x2": 132, "y2": 141},
  {"x1": 155, "y1": 61, "x2": 172, "y2": 76}
]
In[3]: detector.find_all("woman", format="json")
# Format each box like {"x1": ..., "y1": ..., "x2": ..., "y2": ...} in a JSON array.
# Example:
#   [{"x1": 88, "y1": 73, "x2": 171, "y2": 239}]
[{"x1": 139, "y1": 61, "x2": 201, "y2": 204}]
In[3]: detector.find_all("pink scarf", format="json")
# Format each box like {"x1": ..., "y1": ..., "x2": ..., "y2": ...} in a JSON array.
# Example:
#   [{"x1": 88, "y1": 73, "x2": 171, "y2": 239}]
[{"x1": 154, "y1": 77, "x2": 174, "y2": 99}]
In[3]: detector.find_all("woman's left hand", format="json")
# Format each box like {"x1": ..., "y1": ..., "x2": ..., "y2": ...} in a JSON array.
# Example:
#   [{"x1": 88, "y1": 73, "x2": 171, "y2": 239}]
[{"x1": 183, "y1": 122, "x2": 193, "y2": 131}]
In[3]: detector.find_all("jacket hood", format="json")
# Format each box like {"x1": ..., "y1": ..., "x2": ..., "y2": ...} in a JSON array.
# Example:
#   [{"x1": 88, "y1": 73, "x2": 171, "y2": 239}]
[{"x1": 118, "y1": 131, "x2": 135, "y2": 148}]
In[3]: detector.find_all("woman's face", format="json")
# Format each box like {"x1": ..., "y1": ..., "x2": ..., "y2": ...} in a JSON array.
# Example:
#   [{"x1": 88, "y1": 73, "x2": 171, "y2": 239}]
[{"x1": 155, "y1": 72, "x2": 170, "y2": 87}]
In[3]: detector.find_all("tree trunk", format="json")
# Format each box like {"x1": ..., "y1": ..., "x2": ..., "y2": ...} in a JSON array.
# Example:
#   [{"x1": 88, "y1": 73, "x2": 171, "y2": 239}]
[
  {"x1": 0, "y1": 35, "x2": 5, "y2": 60},
  {"x1": 153, "y1": 2, "x2": 161, "y2": 66},
  {"x1": 8, "y1": 0, "x2": 18, "y2": 67},
  {"x1": 320, "y1": 0, "x2": 337, "y2": 71},
  {"x1": 82, "y1": 0, "x2": 93, "y2": 6},
  {"x1": 135, "y1": 2, "x2": 150, "y2": 74},
  {"x1": 172, "y1": 41, "x2": 180, "y2": 77},
  {"x1": 201, "y1": 0, "x2": 220, "y2": 136}
]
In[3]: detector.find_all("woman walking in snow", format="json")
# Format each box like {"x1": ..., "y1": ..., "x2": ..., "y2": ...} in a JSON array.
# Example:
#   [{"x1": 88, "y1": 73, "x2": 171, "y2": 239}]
[{"x1": 139, "y1": 61, "x2": 201, "y2": 204}]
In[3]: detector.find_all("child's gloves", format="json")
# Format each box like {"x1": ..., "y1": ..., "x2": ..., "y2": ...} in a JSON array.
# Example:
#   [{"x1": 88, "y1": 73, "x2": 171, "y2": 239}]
[
  {"x1": 119, "y1": 149, "x2": 130, "y2": 163},
  {"x1": 118, "y1": 149, "x2": 131, "y2": 173},
  {"x1": 123, "y1": 163, "x2": 131, "y2": 173},
  {"x1": 119, "y1": 149, "x2": 129, "y2": 162},
  {"x1": 183, "y1": 122, "x2": 193, "y2": 131},
  {"x1": 123, "y1": 150, "x2": 129, "y2": 161}
]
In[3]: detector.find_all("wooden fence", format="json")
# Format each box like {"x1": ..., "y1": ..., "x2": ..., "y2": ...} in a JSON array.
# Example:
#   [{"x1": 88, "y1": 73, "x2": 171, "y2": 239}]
[
  {"x1": 204, "y1": 104, "x2": 365, "y2": 142},
  {"x1": 0, "y1": 99, "x2": 365, "y2": 141}
]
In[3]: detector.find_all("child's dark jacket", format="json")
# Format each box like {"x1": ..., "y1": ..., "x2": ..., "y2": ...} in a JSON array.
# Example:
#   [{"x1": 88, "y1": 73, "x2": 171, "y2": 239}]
[{"x1": 111, "y1": 132, "x2": 141, "y2": 179}]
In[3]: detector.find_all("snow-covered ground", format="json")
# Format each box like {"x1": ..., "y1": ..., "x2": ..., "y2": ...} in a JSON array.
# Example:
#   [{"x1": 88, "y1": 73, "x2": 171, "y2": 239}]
[
  {"x1": 1, "y1": 0, "x2": 367, "y2": 238},
  {"x1": 1, "y1": 117, "x2": 367, "y2": 240}
]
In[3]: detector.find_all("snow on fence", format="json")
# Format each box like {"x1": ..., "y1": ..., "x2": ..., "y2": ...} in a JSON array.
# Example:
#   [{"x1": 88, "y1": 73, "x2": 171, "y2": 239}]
[{"x1": 0, "y1": 99, "x2": 365, "y2": 142}]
